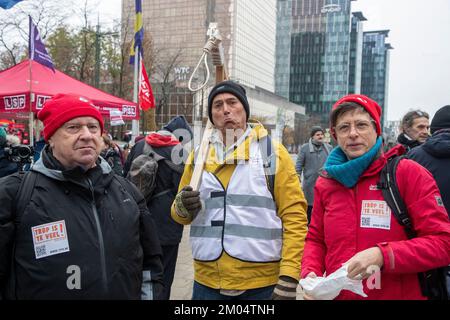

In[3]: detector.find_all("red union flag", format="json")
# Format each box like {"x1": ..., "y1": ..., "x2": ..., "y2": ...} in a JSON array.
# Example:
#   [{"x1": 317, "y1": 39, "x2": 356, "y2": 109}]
[{"x1": 139, "y1": 60, "x2": 155, "y2": 111}]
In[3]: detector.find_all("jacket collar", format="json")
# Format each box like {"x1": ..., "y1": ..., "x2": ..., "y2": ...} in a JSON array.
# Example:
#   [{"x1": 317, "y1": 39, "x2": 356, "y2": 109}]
[{"x1": 205, "y1": 123, "x2": 268, "y2": 171}]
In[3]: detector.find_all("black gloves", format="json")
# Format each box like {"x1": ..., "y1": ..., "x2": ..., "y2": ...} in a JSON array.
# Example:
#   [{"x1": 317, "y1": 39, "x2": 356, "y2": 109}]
[{"x1": 174, "y1": 186, "x2": 202, "y2": 219}]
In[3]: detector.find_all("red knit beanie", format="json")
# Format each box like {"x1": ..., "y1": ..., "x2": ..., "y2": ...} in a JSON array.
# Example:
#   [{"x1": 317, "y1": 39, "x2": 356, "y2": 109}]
[
  {"x1": 38, "y1": 93, "x2": 104, "y2": 141},
  {"x1": 331, "y1": 94, "x2": 382, "y2": 137}
]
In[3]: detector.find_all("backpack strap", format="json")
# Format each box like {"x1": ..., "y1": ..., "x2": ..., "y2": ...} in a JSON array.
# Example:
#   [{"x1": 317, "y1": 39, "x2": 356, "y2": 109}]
[
  {"x1": 259, "y1": 135, "x2": 276, "y2": 201},
  {"x1": 378, "y1": 155, "x2": 416, "y2": 239},
  {"x1": 14, "y1": 170, "x2": 38, "y2": 220},
  {"x1": 5, "y1": 170, "x2": 38, "y2": 299}
]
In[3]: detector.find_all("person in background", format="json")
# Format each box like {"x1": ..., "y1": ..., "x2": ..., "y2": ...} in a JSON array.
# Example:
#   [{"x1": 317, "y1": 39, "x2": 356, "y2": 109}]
[
  {"x1": 397, "y1": 110, "x2": 430, "y2": 151},
  {"x1": 0, "y1": 127, "x2": 18, "y2": 178},
  {"x1": 101, "y1": 134, "x2": 124, "y2": 176},
  {"x1": 407, "y1": 105, "x2": 450, "y2": 298},
  {"x1": 407, "y1": 105, "x2": 450, "y2": 214},
  {"x1": 33, "y1": 132, "x2": 46, "y2": 163},
  {"x1": 124, "y1": 115, "x2": 192, "y2": 300},
  {"x1": 295, "y1": 126, "x2": 332, "y2": 224},
  {"x1": 301, "y1": 94, "x2": 450, "y2": 300}
]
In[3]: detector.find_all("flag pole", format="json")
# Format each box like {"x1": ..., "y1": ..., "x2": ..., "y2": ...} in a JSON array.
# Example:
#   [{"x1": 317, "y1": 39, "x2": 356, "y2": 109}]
[
  {"x1": 131, "y1": 47, "x2": 140, "y2": 143},
  {"x1": 28, "y1": 16, "x2": 34, "y2": 147},
  {"x1": 28, "y1": 60, "x2": 34, "y2": 147}
]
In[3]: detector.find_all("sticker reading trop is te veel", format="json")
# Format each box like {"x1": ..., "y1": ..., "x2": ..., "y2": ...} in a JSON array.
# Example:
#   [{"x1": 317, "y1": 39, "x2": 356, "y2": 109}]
[
  {"x1": 360, "y1": 200, "x2": 391, "y2": 230},
  {"x1": 31, "y1": 220, "x2": 70, "y2": 259}
]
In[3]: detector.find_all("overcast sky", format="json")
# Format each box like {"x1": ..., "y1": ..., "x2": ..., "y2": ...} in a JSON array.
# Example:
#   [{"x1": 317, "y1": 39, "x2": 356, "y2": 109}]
[{"x1": 95, "y1": 0, "x2": 450, "y2": 121}]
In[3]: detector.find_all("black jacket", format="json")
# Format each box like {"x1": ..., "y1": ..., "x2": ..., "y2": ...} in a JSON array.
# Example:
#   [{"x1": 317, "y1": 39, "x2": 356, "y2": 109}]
[
  {"x1": 124, "y1": 139, "x2": 184, "y2": 246},
  {"x1": 408, "y1": 131, "x2": 450, "y2": 215},
  {"x1": 0, "y1": 147, "x2": 18, "y2": 178},
  {"x1": 0, "y1": 147, "x2": 164, "y2": 299},
  {"x1": 397, "y1": 132, "x2": 422, "y2": 151}
]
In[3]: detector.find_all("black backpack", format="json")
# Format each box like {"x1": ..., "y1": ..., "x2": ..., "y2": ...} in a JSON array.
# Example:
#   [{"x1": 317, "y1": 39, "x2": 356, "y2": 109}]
[
  {"x1": 127, "y1": 142, "x2": 184, "y2": 201},
  {"x1": 379, "y1": 155, "x2": 449, "y2": 300}
]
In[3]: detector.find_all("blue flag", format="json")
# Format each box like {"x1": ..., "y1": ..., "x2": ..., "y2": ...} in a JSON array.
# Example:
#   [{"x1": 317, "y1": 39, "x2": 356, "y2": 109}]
[
  {"x1": 0, "y1": 0, "x2": 24, "y2": 9},
  {"x1": 29, "y1": 16, "x2": 55, "y2": 72},
  {"x1": 129, "y1": 0, "x2": 143, "y2": 64}
]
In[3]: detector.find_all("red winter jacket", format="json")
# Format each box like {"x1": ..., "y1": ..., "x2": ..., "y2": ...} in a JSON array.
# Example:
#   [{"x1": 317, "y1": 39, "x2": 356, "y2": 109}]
[{"x1": 301, "y1": 145, "x2": 450, "y2": 300}]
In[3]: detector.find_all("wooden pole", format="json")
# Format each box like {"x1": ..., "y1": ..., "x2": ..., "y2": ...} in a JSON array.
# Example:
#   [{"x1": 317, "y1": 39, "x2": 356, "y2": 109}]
[{"x1": 189, "y1": 64, "x2": 228, "y2": 190}]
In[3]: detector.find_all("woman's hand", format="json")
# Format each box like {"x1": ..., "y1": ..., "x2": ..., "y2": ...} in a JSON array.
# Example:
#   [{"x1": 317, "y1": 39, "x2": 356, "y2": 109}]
[
  {"x1": 345, "y1": 247, "x2": 384, "y2": 280},
  {"x1": 302, "y1": 272, "x2": 317, "y2": 300}
]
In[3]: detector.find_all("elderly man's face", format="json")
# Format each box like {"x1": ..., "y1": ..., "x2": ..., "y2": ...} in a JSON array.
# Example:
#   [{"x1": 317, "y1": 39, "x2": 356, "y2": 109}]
[
  {"x1": 404, "y1": 116, "x2": 429, "y2": 144},
  {"x1": 211, "y1": 93, "x2": 247, "y2": 140},
  {"x1": 49, "y1": 116, "x2": 103, "y2": 170}
]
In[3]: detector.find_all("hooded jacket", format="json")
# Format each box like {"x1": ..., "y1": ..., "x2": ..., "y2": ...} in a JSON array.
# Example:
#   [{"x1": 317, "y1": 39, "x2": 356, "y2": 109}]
[
  {"x1": 408, "y1": 130, "x2": 450, "y2": 215},
  {"x1": 0, "y1": 146, "x2": 164, "y2": 299},
  {"x1": 124, "y1": 132, "x2": 184, "y2": 245},
  {"x1": 171, "y1": 123, "x2": 308, "y2": 290},
  {"x1": 301, "y1": 145, "x2": 450, "y2": 300}
]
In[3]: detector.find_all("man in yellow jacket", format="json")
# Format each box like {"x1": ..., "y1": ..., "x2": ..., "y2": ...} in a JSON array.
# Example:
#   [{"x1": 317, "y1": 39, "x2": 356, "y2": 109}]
[{"x1": 171, "y1": 80, "x2": 308, "y2": 300}]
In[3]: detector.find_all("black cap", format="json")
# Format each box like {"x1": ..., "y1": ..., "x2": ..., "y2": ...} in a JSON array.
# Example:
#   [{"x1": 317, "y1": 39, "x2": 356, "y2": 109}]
[
  {"x1": 310, "y1": 126, "x2": 324, "y2": 137},
  {"x1": 208, "y1": 80, "x2": 249, "y2": 124},
  {"x1": 430, "y1": 105, "x2": 450, "y2": 134}
]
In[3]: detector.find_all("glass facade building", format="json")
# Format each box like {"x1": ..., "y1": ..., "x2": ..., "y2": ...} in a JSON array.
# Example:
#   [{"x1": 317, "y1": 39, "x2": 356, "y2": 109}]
[
  {"x1": 122, "y1": 0, "x2": 279, "y2": 126},
  {"x1": 275, "y1": 0, "x2": 355, "y2": 127},
  {"x1": 122, "y1": 0, "x2": 276, "y2": 91},
  {"x1": 361, "y1": 30, "x2": 393, "y2": 129},
  {"x1": 348, "y1": 11, "x2": 366, "y2": 94},
  {"x1": 275, "y1": 0, "x2": 293, "y2": 99}
]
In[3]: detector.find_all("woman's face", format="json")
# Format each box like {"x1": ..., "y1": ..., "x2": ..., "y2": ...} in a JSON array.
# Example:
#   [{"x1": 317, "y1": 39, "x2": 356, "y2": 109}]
[{"x1": 334, "y1": 109, "x2": 378, "y2": 160}]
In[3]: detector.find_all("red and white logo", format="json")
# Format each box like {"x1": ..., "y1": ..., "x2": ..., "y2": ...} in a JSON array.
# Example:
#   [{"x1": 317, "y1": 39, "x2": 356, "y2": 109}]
[
  {"x1": 4, "y1": 95, "x2": 26, "y2": 110},
  {"x1": 122, "y1": 105, "x2": 137, "y2": 117},
  {"x1": 36, "y1": 95, "x2": 52, "y2": 109}
]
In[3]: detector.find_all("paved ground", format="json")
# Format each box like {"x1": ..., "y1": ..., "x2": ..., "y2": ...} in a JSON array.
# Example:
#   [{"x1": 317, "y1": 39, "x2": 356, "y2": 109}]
[
  {"x1": 170, "y1": 226, "x2": 194, "y2": 300},
  {"x1": 170, "y1": 226, "x2": 304, "y2": 300},
  {"x1": 170, "y1": 154, "x2": 304, "y2": 300}
]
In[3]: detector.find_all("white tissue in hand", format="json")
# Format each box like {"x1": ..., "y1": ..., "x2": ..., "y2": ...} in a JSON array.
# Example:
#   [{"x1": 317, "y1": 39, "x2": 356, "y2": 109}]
[{"x1": 299, "y1": 265, "x2": 368, "y2": 300}]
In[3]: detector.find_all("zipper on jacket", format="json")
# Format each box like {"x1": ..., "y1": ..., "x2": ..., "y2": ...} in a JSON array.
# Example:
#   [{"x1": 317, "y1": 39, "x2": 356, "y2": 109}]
[{"x1": 87, "y1": 178, "x2": 108, "y2": 294}]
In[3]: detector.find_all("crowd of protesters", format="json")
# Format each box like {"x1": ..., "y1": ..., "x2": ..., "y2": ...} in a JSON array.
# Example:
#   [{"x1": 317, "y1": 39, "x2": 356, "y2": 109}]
[{"x1": 0, "y1": 85, "x2": 449, "y2": 301}]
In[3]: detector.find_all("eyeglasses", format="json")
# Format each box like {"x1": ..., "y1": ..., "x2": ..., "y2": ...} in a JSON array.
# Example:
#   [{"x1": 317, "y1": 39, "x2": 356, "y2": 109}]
[
  {"x1": 63, "y1": 123, "x2": 100, "y2": 134},
  {"x1": 334, "y1": 120, "x2": 375, "y2": 136}
]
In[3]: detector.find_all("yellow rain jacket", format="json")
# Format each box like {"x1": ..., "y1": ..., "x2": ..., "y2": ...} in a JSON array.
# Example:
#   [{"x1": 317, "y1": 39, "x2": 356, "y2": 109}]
[{"x1": 171, "y1": 123, "x2": 308, "y2": 290}]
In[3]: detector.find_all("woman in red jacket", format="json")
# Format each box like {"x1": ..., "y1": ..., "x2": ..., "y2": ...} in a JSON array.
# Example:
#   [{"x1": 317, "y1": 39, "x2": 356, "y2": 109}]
[{"x1": 300, "y1": 94, "x2": 450, "y2": 300}]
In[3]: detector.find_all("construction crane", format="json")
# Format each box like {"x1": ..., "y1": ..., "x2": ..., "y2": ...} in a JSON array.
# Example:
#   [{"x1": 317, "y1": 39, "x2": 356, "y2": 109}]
[{"x1": 188, "y1": 22, "x2": 228, "y2": 190}]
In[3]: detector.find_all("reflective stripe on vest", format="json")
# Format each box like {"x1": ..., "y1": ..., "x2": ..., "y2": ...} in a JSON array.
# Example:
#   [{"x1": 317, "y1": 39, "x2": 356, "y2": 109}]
[{"x1": 190, "y1": 140, "x2": 282, "y2": 262}]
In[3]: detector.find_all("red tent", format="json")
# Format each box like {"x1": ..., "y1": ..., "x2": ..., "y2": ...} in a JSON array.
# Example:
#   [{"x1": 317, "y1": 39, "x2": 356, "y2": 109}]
[{"x1": 0, "y1": 59, "x2": 139, "y2": 120}]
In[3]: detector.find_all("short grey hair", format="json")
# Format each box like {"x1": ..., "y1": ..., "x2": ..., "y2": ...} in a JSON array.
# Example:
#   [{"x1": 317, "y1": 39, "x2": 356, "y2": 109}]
[{"x1": 401, "y1": 110, "x2": 429, "y2": 131}]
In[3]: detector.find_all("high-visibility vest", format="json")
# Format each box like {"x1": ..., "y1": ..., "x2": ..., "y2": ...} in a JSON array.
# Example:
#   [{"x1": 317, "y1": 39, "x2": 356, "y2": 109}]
[{"x1": 190, "y1": 140, "x2": 282, "y2": 262}]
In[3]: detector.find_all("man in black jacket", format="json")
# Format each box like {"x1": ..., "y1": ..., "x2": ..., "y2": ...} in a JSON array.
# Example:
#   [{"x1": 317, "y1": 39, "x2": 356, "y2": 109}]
[
  {"x1": 408, "y1": 105, "x2": 450, "y2": 297},
  {"x1": 408, "y1": 105, "x2": 450, "y2": 215},
  {"x1": 0, "y1": 93, "x2": 164, "y2": 299},
  {"x1": 397, "y1": 110, "x2": 430, "y2": 151},
  {"x1": 124, "y1": 115, "x2": 192, "y2": 300}
]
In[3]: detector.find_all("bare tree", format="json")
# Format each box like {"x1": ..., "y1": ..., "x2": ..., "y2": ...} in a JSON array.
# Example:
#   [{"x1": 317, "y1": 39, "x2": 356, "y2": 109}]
[
  {"x1": 0, "y1": 0, "x2": 72, "y2": 68},
  {"x1": 153, "y1": 48, "x2": 184, "y2": 120}
]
